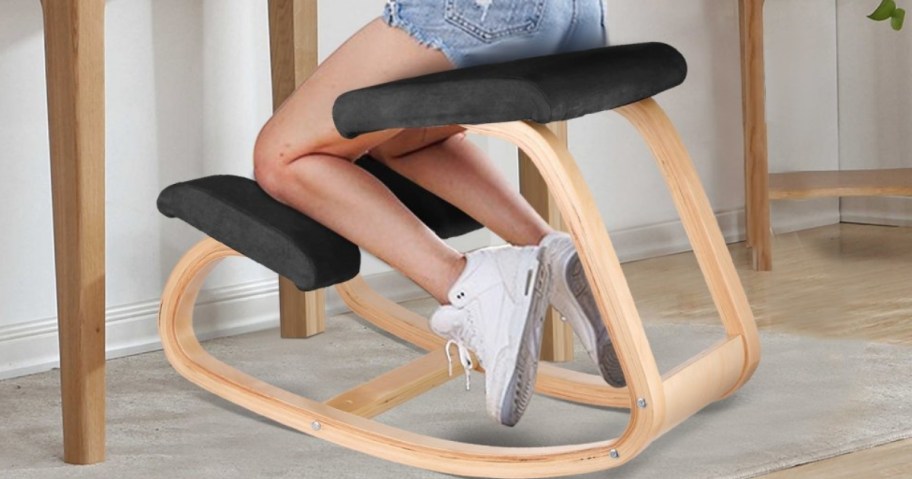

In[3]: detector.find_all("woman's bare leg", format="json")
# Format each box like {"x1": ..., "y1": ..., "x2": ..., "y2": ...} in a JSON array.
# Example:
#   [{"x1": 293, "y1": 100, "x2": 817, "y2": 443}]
[
  {"x1": 369, "y1": 129, "x2": 554, "y2": 247},
  {"x1": 255, "y1": 19, "x2": 461, "y2": 304},
  {"x1": 254, "y1": 18, "x2": 553, "y2": 304}
]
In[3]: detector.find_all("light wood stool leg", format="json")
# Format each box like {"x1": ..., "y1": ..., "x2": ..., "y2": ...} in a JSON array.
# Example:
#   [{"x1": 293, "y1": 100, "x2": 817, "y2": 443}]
[
  {"x1": 519, "y1": 122, "x2": 574, "y2": 362},
  {"x1": 267, "y1": 0, "x2": 325, "y2": 338},
  {"x1": 40, "y1": 0, "x2": 107, "y2": 465},
  {"x1": 739, "y1": 0, "x2": 772, "y2": 271}
]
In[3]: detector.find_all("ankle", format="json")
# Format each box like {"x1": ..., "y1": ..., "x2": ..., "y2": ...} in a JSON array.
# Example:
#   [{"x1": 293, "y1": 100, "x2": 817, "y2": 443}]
[
  {"x1": 541, "y1": 228, "x2": 557, "y2": 244},
  {"x1": 435, "y1": 254, "x2": 467, "y2": 305},
  {"x1": 533, "y1": 227, "x2": 557, "y2": 245}
]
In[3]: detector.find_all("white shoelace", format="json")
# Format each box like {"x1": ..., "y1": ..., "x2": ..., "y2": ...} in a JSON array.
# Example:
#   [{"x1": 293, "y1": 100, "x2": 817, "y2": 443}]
[{"x1": 444, "y1": 339, "x2": 474, "y2": 391}]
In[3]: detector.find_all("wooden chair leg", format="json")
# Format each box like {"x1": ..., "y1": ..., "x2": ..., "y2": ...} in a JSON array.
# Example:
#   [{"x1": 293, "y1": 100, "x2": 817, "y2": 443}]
[
  {"x1": 41, "y1": 0, "x2": 107, "y2": 465},
  {"x1": 267, "y1": 0, "x2": 324, "y2": 338},
  {"x1": 278, "y1": 279, "x2": 324, "y2": 338}
]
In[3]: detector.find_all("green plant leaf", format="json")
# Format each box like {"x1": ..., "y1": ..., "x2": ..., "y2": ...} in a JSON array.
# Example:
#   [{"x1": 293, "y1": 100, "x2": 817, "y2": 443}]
[
  {"x1": 892, "y1": 7, "x2": 906, "y2": 29},
  {"x1": 869, "y1": 0, "x2": 896, "y2": 21}
]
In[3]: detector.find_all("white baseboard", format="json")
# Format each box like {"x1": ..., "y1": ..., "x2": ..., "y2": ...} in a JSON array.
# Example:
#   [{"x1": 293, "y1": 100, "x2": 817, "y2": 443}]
[
  {"x1": 773, "y1": 199, "x2": 842, "y2": 235},
  {"x1": 0, "y1": 206, "x2": 837, "y2": 381},
  {"x1": 0, "y1": 271, "x2": 427, "y2": 381},
  {"x1": 610, "y1": 208, "x2": 744, "y2": 262},
  {"x1": 612, "y1": 205, "x2": 840, "y2": 263},
  {"x1": 841, "y1": 197, "x2": 912, "y2": 227}
]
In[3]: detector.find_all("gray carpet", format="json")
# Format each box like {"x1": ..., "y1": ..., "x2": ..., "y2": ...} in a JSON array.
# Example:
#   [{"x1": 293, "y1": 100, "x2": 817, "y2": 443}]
[{"x1": 3, "y1": 298, "x2": 912, "y2": 479}]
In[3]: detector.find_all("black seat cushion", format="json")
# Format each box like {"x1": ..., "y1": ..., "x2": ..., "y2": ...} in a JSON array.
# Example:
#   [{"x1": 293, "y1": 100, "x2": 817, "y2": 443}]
[
  {"x1": 333, "y1": 42, "x2": 687, "y2": 139},
  {"x1": 355, "y1": 156, "x2": 482, "y2": 239},
  {"x1": 157, "y1": 156, "x2": 482, "y2": 291}
]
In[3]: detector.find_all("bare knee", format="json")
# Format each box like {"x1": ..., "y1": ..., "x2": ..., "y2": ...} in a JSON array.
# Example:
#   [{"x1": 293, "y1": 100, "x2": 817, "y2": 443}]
[
  {"x1": 252, "y1": 125, "x2": 312, "y2": 204},
  {"x1": 253, "y1": 124, "x2": 366, "y2": 206}
]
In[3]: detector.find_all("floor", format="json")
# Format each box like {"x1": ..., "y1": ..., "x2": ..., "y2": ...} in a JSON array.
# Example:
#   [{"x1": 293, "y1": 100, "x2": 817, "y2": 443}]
[
  {"x1": 621, "y1": 223, "x2": 912, "y2": 478},
  {"x1": 6, "y1": 222, "x2": 912, "y2": 478}
]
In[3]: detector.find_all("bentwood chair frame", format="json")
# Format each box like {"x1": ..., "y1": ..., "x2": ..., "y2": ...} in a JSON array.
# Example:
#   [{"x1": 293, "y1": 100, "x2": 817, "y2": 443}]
[{"x1": 158, "y1": 90, "x2": 760, "y2": 477}]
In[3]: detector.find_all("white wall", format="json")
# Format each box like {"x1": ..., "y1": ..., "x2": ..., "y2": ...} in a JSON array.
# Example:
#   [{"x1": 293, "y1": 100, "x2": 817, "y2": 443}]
[
  {"x1": 575, "y1": 0, "x2": 841, "y2": 254},
  {"x1": 0, "y1": 0, "x2": 841, "y2": 379},
  {"x1": 837, "y1": 0, "x2": 912, "y2": 225}
]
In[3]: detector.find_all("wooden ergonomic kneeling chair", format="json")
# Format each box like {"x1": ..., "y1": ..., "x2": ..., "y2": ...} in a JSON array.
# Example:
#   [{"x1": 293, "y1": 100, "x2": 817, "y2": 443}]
[{"x1": 157, "y1": 43, "x2": 760, "y2": 478}]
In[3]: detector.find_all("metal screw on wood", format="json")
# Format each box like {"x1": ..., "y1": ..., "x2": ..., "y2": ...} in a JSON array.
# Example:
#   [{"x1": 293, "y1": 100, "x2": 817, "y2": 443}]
[
  {"x1": 636, "y1": 398, "x2": 648, "y2": 408},
  {"x1": 609, "y1": 449, "x2": 620, "y2": 459},
  {"x1": 311, "y1": 421, "x2": 322, "y2": 431}
]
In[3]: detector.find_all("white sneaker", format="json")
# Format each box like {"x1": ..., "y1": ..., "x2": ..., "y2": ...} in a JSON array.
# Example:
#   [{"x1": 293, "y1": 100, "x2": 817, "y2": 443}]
[
  {"x1": 429, "y1": 244, "x2": 552, "y2": 427},
  {"x1": 539, "y1": 231, "x2": 625, "y2": 387}
]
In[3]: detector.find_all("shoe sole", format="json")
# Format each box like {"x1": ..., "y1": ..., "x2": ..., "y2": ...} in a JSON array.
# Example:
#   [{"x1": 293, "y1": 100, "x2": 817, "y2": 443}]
[
  {"x1": 565, "y1": 254, "x2": 626, "y2": 388},
  {"x1": 497, "y1": 248, "x2": 551, "y2": 427}
]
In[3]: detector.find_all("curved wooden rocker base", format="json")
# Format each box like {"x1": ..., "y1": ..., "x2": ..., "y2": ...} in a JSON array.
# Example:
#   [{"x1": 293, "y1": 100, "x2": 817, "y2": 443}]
[{"x1": 158, "y1": 98, "x2": 760, "y2": 478}]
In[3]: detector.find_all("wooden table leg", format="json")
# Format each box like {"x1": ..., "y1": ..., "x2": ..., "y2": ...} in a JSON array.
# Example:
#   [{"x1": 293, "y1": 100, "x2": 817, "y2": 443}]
[
  {"x1": 739, "y1": 0, "x2": 772, "y2": 271},
  {"x1": 520, "y1": 122, "x2": 574, "y2": 362},
  {"x1": 40, "y1": 0, "x2": 107, "y2": 464},
  {"x1": 267, "y1": 0, "x2": 326, "y2": 338}
]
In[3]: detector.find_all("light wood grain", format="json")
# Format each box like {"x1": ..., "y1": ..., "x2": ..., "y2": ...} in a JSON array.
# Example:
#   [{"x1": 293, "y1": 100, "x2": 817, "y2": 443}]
[
  {"x1": 157, "y1": 99, "x2": 759, "y2": 476},
  {"x1": 40, "y1": 0, "x2": 107, "y2": 465},
  {"x1": 520, "y1": 121, "x2": 575, "y2": 362},
  {"x1": 614, "y1": 99, "x2": 760, "y2": 394},
  {"x1": 324, "y1": 350, "x2": 459, "y2": 418},
  {"x1": 267, "y1": 0, "x2": 324, "y2": 339},
  {"x1": 739, "y1": 0, "x2": 772, "y2": 271},
  {"x1": 769, "y1": 169, "x2": 912, "y2": 200},
  {"x1": 761, "y1": 439, "x2": 912, "y2": 479},
  {"x1": 336, "y1": 275, "x2": 633, "y2": 409},
  {"x1": 279, "y1": 280, "x2": 325, "y2": 337},
  {"x1": 469, "y1": 100, "x2": 759, "y2": 461},
  {"x1": 268, "y1": 0, "x2": 318, "y2": 108},
  {"x1": 737, "y1": 0, "x2": 912, "y2": 273},
  {"x1": 626, "y1": 223, "x2": 912, "y2": 346},
  {"x1": 160, "y1": 239, "x2": 626, "y2": 478}
]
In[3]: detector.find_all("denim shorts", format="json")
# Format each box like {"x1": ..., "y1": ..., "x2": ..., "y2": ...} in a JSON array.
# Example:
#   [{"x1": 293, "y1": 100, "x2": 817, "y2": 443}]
[{"x1": 381, "y1": 0, "x2": 608, "y2": 68}]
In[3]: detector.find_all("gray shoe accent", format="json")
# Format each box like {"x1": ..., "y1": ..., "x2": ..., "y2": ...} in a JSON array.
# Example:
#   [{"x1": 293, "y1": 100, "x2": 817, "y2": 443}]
[
  {"x1": 565, "y1": 253, "x2": 626, "y2": 388},
  {"x1": 499, "y1": 249, "x2": 551, "y2": 427}
]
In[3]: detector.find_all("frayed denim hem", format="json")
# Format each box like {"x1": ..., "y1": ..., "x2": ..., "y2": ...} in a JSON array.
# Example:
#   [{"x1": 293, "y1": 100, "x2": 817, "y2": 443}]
[{"x1": 382, "y1": 0, "x2": 462, "y2": 67}]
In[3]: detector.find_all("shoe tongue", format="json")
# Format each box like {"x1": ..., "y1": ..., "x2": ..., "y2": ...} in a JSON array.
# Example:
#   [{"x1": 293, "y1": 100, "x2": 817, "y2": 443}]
[
  {"x1": 539, "y1": 231, "x2": 556, "y2": 247},
  {"x1": 429, "y1": 306, "x2": 466, "y2": 336},
  {"x1": 540, "y1": 231, "x2": 569, "y2": 249},
  {"x1": 431, "y1": 305, "x2": 484, "y2": 363}
]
